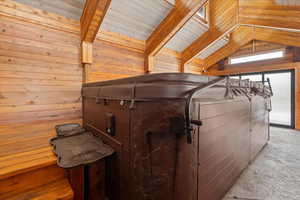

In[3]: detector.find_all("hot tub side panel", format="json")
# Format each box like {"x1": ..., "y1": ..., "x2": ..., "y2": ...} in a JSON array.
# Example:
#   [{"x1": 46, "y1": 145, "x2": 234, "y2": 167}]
[
  {"x1": 250, "y1": 95, "x2": 269, "y2": 161},
  {"x1": 83, "y1": 97, "x2": 132, "y2": 200},
  {"x1": 197, "y1": 98, "x2": 251, "y2": 200},
  {"x1": 130, "y1": 100, "x2": 199, "y2": 200}
]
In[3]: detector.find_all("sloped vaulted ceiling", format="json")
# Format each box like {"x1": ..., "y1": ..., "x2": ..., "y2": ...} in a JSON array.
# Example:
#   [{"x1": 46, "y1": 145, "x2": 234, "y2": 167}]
[
  {"x1": 275, "y1": 0, "x2": 300, "y2": 6},
  {"x1": 14, "y1": 0, "x2": 210, "y2": 54},
  {"x1": 13, "y1": 0, "x2": 85, "y2": 20},
  {"x1": 100, "y1": 0, "x2": 173, "y2": 41},
  {"x1": 165, "y1": 17, "x2": 209, "y2": 52}
]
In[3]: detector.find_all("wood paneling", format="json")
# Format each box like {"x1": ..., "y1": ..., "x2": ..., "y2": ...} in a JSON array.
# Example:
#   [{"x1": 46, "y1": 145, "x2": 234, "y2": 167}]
[
  {"x1": 239, "y1": 0, "x2": 300, "y2": 30},
  {"x1": 0, "y1": 0, "x2": 80, "y2": 34},
  {"x1": 2, "y1": 178, "x2": 73, "y2": 200},
  {"x1": 86, "y1": 31, "x2": 203, "y2": 83},
  {"x1": 0, "y1": 11, "x2": 82, "y2": 155},
  {"x1": 209, "y1": 0, "x2": 239, "y2": 33},
  {"x1": 0, "y1": 164, "x2": 73, "y2": 200},
  {"x1": 254, "y1": 27, "x2": 300, "y2": 48}
]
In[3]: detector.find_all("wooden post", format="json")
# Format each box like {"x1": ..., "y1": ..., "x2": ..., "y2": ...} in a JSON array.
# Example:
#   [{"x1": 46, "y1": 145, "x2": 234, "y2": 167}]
[
  {"x1": 88, "y1": 160, "x2": 106, "y2": 200},
  {"x1": 82, "y1": 42, "x2": 93, "y2": 64},
  {"x1": 68, "y1": 166, "x2": 85, "y2": 200}
]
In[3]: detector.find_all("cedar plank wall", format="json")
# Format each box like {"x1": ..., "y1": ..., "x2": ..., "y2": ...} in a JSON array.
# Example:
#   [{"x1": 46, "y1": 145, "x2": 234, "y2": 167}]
[
  {"x1": 87, "y1": 31, "x2": 202, "y2": 82},
  {"x1": 0, "y1": 1, "x2": 82, "y2": 156}
]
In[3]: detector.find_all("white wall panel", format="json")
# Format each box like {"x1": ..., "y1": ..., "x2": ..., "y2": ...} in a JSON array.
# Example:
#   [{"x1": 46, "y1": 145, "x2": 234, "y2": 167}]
[
  {"x1": 275, "y1": 0, "x2": 300, "y2": 6},
  {"x1": 14, "y1": 0, "x2": 85, "y2": 20},
  {"x1": 100, "y1": 0, "x2": 173, "y2": 40},
  {"x1": 165, "y1": 17, "x2": 208, "y2": 52},
  {"x1": 198, "y1": 37, "x2": 229, "y2": 59}
]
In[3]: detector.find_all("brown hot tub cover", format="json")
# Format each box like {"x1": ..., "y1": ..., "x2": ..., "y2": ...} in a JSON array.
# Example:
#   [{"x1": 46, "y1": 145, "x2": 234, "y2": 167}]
[{"x1": 81, "y1": 73, "x2": 272, "y2": 200}]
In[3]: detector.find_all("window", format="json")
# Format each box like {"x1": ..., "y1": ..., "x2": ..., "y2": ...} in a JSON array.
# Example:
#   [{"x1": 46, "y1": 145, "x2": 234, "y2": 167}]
[
  {"x1": 195, "y1": 2, "x2": 209, "y2": 24},
  {"x1": 232, "y1": 70, "x2": 295, "y2": 128},
  {"x1": 265, "y1": 72, "x2": 293, "y2": 126},
  {"x1": 229, "y1": 50, "x2": 284, "y2": 65},
  {"x1": 197, "y1": 6, "x2": 206, "y2": 19}
]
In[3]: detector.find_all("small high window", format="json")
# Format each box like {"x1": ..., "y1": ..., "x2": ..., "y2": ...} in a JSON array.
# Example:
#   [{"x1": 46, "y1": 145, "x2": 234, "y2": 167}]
[
  {"x1": 196, "y1": 2, "x2": 209, "y2": 24},
  {"x1": 197, "y1": 6, "x2": 206, "y2": 19},
  {"x1": 229, "y1": 50, "x2": 284, "y2": 65}
]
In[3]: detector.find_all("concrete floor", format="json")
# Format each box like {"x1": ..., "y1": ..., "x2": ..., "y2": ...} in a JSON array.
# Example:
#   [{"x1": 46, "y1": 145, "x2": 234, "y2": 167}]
[{"x1": 223, "y1": 127, "x2": 300, "y2": 200}]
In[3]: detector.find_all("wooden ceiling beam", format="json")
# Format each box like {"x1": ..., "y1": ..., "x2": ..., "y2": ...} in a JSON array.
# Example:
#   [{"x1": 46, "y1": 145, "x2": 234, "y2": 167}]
[
  {"x1": 144, "y1": 0, "x2": 207, "y2": 72},
  {"x1": 180, "y1": 0, "x2": 239, "y2": 71},
  {"x1": 203, "y1": 26, "x2": 254, "y2": 71},
  {"x1": 80, "y1": 0, "x2": 111, "y2": 43},
  {"x1": 80, "y1": 0, "x2": 111, "y2": 64}
]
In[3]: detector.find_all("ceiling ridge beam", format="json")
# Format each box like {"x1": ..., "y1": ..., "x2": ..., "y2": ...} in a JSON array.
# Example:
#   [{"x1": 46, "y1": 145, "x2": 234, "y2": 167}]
[{"x1": 144, "y1": 0, "x2": 207, "y2": 72}]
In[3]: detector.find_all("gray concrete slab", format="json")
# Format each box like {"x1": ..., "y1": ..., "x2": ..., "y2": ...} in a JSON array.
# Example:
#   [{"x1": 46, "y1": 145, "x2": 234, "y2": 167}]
[{"x1": 223, "y1": 127, "x2": 300, "y2": 200}]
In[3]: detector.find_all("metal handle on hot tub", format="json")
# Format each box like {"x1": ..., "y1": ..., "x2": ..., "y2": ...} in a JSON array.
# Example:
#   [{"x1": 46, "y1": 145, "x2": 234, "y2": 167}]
[{"x1": 184, "y1": 77, "x2": 225, "y2": 144}]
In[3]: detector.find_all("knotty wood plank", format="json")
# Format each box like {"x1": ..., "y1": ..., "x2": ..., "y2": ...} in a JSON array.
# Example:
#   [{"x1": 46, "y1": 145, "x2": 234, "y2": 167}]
[
  {"x1": 2, "y1": 178, "x2": 74, "y2": 200},
  {"x1": 0, "y1": 0, "x2": 80, "y2": 34},
  {"x1": 0, "y1": 164, "x2": 65, "y2": 194},
  {"x1": 239, "y1": 0, "x2": 300, "y2": 30}
]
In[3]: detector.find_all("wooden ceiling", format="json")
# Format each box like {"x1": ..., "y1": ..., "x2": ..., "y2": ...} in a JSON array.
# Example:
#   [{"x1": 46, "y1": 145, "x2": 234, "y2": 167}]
[{"x1": 13, "y1": 0, "x2": 300, "y2": 73}]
